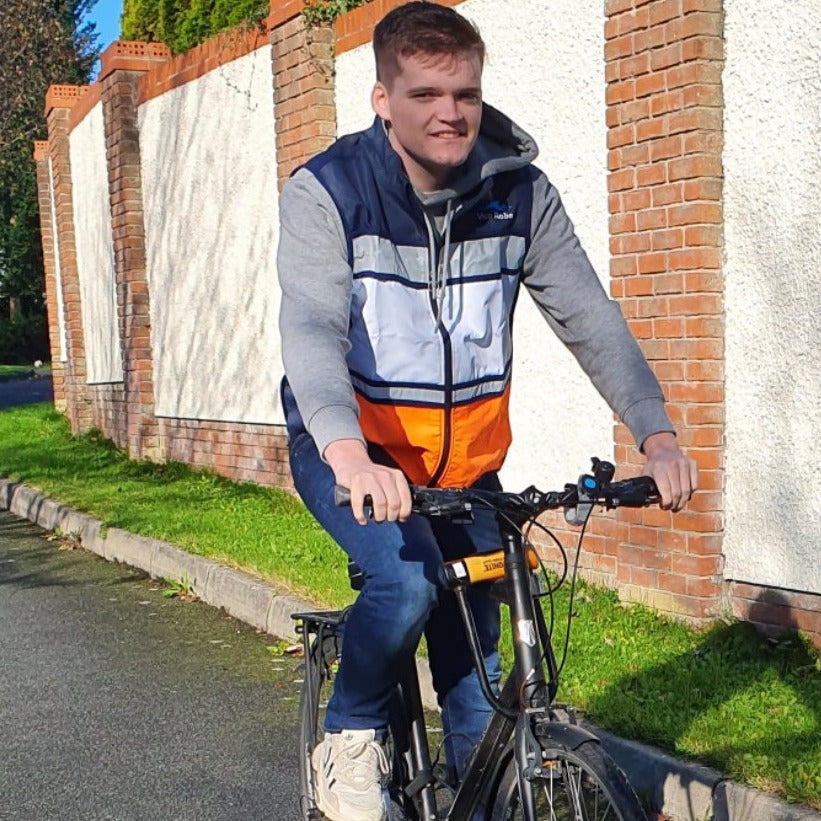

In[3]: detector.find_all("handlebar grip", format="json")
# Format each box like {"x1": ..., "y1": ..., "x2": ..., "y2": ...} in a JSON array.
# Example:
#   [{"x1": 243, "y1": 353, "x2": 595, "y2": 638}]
[
  {"x1": 333, "y1": 486, "x2": 375, "y2": 511},
  {"x1": 611, "y1": 475, "x2": 660, "y2": 506}
]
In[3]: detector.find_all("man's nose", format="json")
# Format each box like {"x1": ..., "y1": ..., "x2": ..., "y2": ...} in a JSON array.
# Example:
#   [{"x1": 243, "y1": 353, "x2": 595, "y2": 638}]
[{"x1": 436, "y1": 95, "x2": 461, "y2": 121}]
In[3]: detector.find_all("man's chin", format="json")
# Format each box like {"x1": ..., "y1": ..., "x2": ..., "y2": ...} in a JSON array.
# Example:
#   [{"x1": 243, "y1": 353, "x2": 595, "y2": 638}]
[{"x1": 427, "y1": 152, "x2": 471, "y2": 174}]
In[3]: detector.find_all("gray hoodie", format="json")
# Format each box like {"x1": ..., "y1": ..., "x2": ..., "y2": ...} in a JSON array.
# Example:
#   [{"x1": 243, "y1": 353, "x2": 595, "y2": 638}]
[{"x1": 278, "y1": 106, "x2": 672, "y2": 479}]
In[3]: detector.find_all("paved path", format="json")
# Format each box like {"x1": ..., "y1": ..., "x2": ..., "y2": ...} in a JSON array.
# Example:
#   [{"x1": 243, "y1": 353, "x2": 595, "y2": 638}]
[
  {"x1": 0, "y1": 511, "x2": 302, "y2": 821},
  {"x1": 0, "y1": 375, "x2": 53, "y2": 410}
]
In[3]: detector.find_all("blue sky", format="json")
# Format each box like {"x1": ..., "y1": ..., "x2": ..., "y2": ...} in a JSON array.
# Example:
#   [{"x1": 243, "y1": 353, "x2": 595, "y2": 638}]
[{"x1": 84, "y1": 0, "x2": 125, "y2": 75}]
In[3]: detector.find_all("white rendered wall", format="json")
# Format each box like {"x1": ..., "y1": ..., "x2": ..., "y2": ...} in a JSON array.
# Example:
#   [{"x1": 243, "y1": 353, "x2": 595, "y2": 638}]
[
  {"x1": 138, "y1": 46, "x2": 283, "y2": 424},
  {"x1": 335, "y1": 0, "x2": 612, "y2": 490},
  {"x1": 723, "y1": 2, "x2": 821, "y2": 594},
  {"x1": 69, "y1": 102, "x2": 122, "y2": 383}
]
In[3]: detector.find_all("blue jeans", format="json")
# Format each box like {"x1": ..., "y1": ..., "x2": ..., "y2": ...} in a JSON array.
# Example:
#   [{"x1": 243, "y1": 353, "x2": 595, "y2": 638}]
[{"x1": 288, "y1": 431, "x2": 503, "y2": 778}]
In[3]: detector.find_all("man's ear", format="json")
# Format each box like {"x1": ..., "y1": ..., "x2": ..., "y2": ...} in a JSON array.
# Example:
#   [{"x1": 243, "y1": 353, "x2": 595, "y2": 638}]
[{"x1": 371, "y1": 81, "x2": 390, "y2": 121}]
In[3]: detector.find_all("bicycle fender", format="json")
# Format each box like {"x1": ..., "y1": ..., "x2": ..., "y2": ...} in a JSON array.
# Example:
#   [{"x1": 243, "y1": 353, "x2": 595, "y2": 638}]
[{"x1": 536, "y1": 720, "x2": 600, "y2": 753}]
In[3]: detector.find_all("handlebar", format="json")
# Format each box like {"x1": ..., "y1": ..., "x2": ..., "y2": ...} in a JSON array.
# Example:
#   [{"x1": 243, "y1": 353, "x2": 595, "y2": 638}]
[{"x1": 333, "y1": 457, "x2": 660, "y2": 526}]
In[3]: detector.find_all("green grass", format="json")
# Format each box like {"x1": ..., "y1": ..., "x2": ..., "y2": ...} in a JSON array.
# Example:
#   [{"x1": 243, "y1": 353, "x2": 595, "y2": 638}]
[
  {"x1": 2, "y1": 403, "x2": 819, "y2": 810},
  {"x1": 0, "y1": 365, "x2": 33, "y2": 378},
  {"x1": 0, "y1": 403, "x2": 351, "y2": 607},
  {"x1": 0, "y1": 363, "x2": 51, "y2": 379}
]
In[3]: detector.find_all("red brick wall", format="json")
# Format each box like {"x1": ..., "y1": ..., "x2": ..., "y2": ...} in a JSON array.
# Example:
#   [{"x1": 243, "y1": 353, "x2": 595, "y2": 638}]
[
  {"x1": 35, "y1": 9, "x2": 333, "y2": 491},
  {"x1": 99, "y1": 42, "x2": 169, "y2": 460},
  {"x1": 271, "y1": 5, "x2": 336, "y2": 188},
  {"x1": 160, "y1": 419, "x2": 292, "y2": 489},
  {"x1": 45, "y1": 86, "x2": 93, "y2": 434},
  {"x1": 32, "y1": 141, "x2": 67, "y2": 412},
  {"x1": 730, "y1": 583, "x2": 821, "y2": 644},
  {"x1": 604, "y1": 0, "x2": 725, "y2": 620}
]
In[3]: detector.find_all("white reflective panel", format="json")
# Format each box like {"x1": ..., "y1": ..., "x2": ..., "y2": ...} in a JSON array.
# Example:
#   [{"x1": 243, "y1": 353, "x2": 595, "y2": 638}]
[
  {"x1": 442, "y1": 275, "x2": 517, "y2": 383},
  {"x1": 351, "y1": 235, "x2": 527, "y2": 283},
  {"x1": 349, "y1": 280, "x2": 444, "y2": 386},
  {"x1": 352, "y1": 236, "x2": 429, "y2": 283},
  {"x1": 451, "y1": 236, "x2": 527, "y2": 277}
]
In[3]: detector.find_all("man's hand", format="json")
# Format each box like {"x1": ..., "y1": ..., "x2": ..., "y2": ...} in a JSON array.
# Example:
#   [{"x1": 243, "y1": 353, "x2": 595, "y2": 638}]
[
  {"x1": 641, "y1": 431, "x2": 698, "y2": 511},
  {"x1": 323, "y1": 439, "x2": 412, "y2": 525}
]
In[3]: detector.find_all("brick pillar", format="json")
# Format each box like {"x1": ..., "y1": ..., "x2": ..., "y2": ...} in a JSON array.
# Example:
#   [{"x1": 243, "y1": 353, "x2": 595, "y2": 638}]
[
  {"x1": 605, "y1": 0, "x2": 725, "y2": 619},
  {"x1": 269, "y1": 1, "x2": 336, "y2": 189},
  {"x1": 32, "y1": 140, "x2": 68, "y2": 411},
  {"x1": 45, "y1": 85, "x2": 93, "y2": 433},
  {"x1": 97, "y1": 42, "x2": 171, "y2": 461}
]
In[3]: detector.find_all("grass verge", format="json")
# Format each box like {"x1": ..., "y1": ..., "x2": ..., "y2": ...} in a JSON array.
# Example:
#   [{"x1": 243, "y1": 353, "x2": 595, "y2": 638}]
[
  {"x1": 0, "y1": 365, "x2": 34, "y2": 379},
  {"x1": 1, "y1": 403, "x2": 819, "y2": 809},
  {"x1": 0, "y1": 363, "x2": 51, "y2": 380}
]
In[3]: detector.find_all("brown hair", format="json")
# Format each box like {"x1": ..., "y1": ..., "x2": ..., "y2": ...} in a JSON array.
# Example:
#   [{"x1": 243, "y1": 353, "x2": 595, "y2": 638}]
[{"x1": 373, "y1": 2, "x2": 485, "y2": 84}]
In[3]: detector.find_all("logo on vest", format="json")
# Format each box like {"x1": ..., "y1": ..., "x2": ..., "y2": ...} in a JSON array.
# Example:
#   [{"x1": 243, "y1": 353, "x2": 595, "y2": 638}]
[{"x1": 477, "y1": 200, "x2": 514, "y2": 221}]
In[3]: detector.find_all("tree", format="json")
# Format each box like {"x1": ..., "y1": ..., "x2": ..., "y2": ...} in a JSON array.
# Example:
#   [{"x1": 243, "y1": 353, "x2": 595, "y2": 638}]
[
  {"x1": 122, "y1": 0, "x2": 269, "y2": 55},
  {"x1": 0, "y1": 0, "x2": 99, "y2": 361},
  {"x1": 121, "y1": 0, "x2": 161, "y2": 42}
]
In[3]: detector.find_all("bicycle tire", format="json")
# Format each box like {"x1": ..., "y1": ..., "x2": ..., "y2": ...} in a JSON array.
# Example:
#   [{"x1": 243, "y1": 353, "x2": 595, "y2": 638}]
[
  {"x1": 298, "y1": 628, "x2": 341, "y2": 821},
  {"x1": 487, "y1": 739, "x2": 646, "y2": 821}
]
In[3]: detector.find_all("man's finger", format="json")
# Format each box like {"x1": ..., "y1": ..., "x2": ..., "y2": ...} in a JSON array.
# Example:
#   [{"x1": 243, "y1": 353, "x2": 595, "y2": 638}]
[
  {"x1": 395, "y1": 471, "x2": 412, "y2": 520},
  {"x1": 368, "y1": 484, "x2": 389, "y2": 522},
  {"x1": 349, "y1": 476, "x2": 368, "y2": 525},
  {"x1": 654, "y1": 469, "x2": 673, "y2": 510},
  {"x1": 689, "y1": 457, "x2": 699, "y2": 493}
]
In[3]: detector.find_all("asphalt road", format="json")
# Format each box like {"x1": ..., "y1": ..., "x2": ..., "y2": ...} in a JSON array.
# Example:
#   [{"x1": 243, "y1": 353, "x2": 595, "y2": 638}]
[
  {"x1": 0, "y1": 511, "x2": 303, "y2": 821},
  {"x1": 0, "y1": 375, "x2": 54, "y2": 410}
]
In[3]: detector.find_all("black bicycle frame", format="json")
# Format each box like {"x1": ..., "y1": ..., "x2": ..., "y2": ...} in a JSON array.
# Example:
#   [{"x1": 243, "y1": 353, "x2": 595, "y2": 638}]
[
  {"x1": 401, "y1": 518, "x2": 559, "y2": 820},
  {"x1": 297, "y1": 521, "x2": 564, "y2": 820}
]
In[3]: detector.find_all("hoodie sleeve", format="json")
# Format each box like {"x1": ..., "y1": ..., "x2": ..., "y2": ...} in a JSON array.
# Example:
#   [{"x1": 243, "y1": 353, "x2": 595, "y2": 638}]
[
  {"x1": 521, "y1": 169, "x2": 674, "y2": 449},
  {"x1": 277, "y1": 168, "x2": 365, "y2": 455}
]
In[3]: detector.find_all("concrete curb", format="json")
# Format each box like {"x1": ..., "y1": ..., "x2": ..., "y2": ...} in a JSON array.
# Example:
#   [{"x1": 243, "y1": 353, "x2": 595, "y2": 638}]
[
  {"x1": 0, "y1": 478, "x2": 303, "y2": 641},
  {"x1": 1, "y1": 478, "x2": 818, "y2": 821}
]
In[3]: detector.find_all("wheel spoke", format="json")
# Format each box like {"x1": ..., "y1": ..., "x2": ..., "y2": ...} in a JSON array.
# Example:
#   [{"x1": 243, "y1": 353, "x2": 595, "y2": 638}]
[{"x1": 491, "y1": 740, "x2": 645, "y2": 821}]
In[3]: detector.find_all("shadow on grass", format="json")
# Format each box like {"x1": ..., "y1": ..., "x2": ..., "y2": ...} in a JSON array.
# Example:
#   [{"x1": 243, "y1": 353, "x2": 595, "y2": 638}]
[{"x1": 588, "y1": 594, "x2": 821, "y2": 814}]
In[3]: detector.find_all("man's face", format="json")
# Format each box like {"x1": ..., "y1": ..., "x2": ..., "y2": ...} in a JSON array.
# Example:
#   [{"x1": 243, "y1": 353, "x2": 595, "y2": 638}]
[{"x1": 371, "y1": 50, "x2": 483, "y2": 191}]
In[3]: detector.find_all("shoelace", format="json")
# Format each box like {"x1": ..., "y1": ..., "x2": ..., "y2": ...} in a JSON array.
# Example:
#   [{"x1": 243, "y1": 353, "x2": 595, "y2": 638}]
[{"x1": 328, "y1": 738, "x2": 390, "y2": 788}]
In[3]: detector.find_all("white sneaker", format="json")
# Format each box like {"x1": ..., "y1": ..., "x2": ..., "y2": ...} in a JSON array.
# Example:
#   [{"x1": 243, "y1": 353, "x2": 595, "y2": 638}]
[{"x1": 311, "y1": 729, "x2": 390, "y2": 821}]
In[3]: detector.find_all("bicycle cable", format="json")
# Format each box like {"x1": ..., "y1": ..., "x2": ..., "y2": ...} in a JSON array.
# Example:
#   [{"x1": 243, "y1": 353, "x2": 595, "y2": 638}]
[{"x1": 553, "y1": 515, "x2": 590, "y2": 680}]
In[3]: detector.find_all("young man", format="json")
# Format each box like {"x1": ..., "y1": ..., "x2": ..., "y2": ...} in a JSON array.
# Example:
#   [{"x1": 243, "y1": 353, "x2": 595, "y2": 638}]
[{"x1": 278, "y1": 3, "x2": 698, "y2": 819}]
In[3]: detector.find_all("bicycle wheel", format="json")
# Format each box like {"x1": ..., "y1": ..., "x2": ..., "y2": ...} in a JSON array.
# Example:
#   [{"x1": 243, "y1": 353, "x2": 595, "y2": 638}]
[
  {"x1": 298, "y1": 624, "x2": 341, "y2": 821},
  {"x1": 488, "y1": 739, "x2": 646, "y2": 821}
]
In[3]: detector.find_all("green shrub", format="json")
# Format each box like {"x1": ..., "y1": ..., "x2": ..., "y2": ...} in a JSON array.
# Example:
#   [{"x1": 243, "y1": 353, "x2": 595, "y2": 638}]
[
  {"x1": 0, "y1": 315, "x2": 48, "y2": 364},
  {"x1": 302, "y1": 0, "x2": 372, "y2": 27},
  {"x1": 121, "y1": 0, "x2": 269, "y2": 55}
]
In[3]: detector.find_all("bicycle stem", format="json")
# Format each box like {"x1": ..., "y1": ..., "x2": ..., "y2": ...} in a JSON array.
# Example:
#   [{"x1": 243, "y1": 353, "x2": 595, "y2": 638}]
[{"x1": 501, "y1": 528, "x2": 548, "y2": 711}]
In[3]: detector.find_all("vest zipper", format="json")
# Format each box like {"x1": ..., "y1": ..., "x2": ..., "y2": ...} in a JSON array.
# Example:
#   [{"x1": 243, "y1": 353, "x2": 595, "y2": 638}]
[
  {"x1": 429, "y1": 321, "x2": 453, "y2": 486},
  {"x1": 425, "y1": 221, "x2": 453, "y2": 487}
]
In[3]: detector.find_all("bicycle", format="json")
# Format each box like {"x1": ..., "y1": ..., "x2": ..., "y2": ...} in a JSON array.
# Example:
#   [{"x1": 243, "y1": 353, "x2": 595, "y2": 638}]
[{"x1": 292, "y1": 457, "x2": 661, "y2": 820}]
